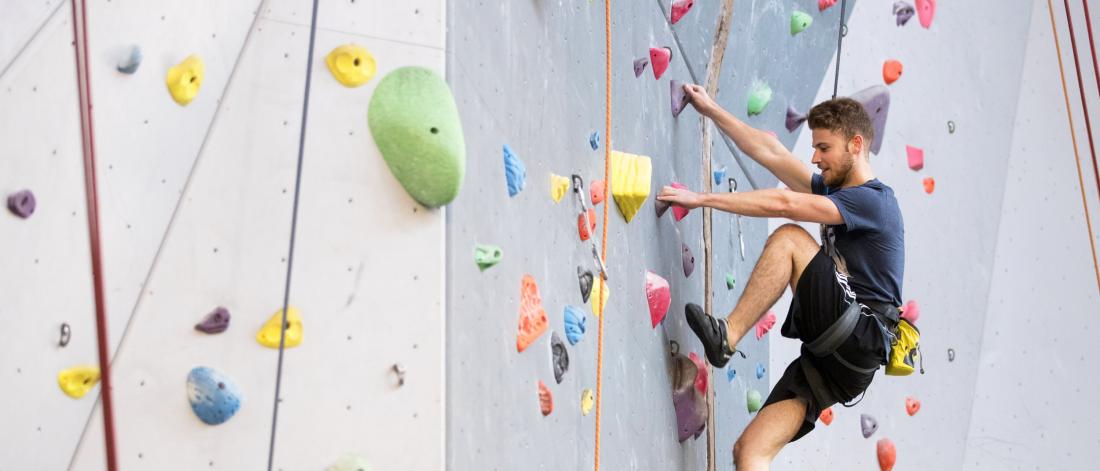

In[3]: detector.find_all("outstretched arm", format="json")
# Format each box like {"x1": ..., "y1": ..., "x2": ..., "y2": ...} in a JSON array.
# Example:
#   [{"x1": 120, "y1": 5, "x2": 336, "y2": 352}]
[
  {"x1": 657, "y1": 185, "x2": 843, "y2": 225},
  {"x1": 683, "y1": 84, "x2": 813, "y2": 193}
]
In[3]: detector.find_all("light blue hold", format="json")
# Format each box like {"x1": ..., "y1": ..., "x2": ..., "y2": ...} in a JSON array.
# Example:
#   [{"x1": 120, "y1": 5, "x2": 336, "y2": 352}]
[
  {"x1": 117, "y1": 46, "x2": 142, "y2": 74},
  {"x1": 563, "y1": 305, "x2": 587, "y2": 345},
  {"x1": 713, "y1": 166, "x2": 727, "y2": 186},
  {"x1": 503, "y1": 144, "x2": 526, "y2": 197},
  {"x1": 727, "y1": 367, "x2": 737, "y2": 383},
  {"x1": 589, "y1": 131, "x2": 600, "y2": 150},
  {"x1": 755, "y1": 362, "x2": 766, "y2": 380},
  {"x1": 187, "y1": 366, "x2": 242, "y2": 425}
]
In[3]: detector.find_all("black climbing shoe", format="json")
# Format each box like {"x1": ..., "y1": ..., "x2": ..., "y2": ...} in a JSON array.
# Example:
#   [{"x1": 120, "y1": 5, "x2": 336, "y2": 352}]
[{"x1": 685, "y1": 303, "x2": 734, "y2": 368}]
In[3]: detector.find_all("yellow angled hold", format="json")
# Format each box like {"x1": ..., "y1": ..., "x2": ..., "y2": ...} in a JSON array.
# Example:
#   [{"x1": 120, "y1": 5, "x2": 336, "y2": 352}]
[
  {"x1": 610, "y1": 151, "x2": 652, "y2": 222},
  {"x1": 581, "y1": 388, "x2": 595, "y2": 415},
  {"x1": 166, "y1": 55, "x2": 204, "y2": 106},
  {"x1": 326, "y1": 44, "x2": 377, "y2": 87},
  {"x1": 256, "y1": 307, "x2": 304, "y2": 349},
  {"x1": 58, "y1": 366, "x2": 101, "y2": 399},
  {"x1": 550, "y1": 173, "x2": 570, "y2": 203},
  {"x1": 590, "y1": 276, "x2": 610, "y2": 317}
]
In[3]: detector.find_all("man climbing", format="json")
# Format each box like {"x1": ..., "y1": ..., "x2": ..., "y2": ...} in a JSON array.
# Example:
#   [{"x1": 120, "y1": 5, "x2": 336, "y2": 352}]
[{"x1": 657, "y1": 84, "x2": 905, "y2": 470}]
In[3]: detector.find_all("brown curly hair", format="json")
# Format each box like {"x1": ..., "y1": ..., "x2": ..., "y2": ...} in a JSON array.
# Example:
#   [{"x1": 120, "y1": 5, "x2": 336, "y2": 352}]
[{"x1": 807, "y1": 98, "x2": 874, "y2": 154}]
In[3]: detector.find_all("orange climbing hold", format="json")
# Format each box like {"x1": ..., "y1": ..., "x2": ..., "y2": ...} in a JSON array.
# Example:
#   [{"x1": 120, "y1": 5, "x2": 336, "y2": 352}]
[
  {"x1": 538, "y1": 380, "x2": 553, "y2": 416},
  {"x1": 818, "y1": 0, "x2": 837, "y2": 11},
  {"x1": 883, "y1": 60, "x2": 903, "y2": 85},
  {"x1": 923, "y1": 177, "x2": 935, "y2": 194},
  {"x1": 578, "y1": 208, "x2": 597, "y2": 241},
  {"x1": 591, "y1": 179, "x2": 605, "y2": 205},
  {"x1": 819, "y1": 407, "x2": 834, "y2": 426},
  {"x1": 517, "y1": 275, "x2": 549, "y2": 352},
  {"x1": 905, "y1": 396, "x2": 921, "y2": 416},
  {"x1": 877, "y1": 438, "x2": 897, "y2": 471}
]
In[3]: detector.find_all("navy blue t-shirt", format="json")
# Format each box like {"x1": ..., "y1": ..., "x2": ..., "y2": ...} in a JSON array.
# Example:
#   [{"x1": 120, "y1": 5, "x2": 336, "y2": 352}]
[{"x1": 812, "y1": 173, "x2": 905, "y2": 306}]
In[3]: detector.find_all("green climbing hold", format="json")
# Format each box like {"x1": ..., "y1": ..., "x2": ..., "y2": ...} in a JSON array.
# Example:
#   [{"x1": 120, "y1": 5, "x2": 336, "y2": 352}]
[
  {"x1": 368, "y1": 67, "x2": 466, "y2": 208},
  {"x1": 475, "y1": 244, "x2": 503, "y2": 271},
  {"x1": 747, "y1": 81, "x2": 772, "y2": 116},
  {"x1": 747, "y1": 389, "x2": 762, "y2": 413},
  {"x1": 726, "y1": 273, "x2": 735, "y2": 290},
  {"x1": 790, "y1": 11, "x2": 813, "y2": 35}
]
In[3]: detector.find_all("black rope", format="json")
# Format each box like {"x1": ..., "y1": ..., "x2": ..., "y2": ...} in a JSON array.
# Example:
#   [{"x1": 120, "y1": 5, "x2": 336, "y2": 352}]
[
  {"x1": 832, "y1": 0, "x2": 848, "y2": 99},
  {"x1": 266, "y1": 0, "x2": 321, "y2": 468}
]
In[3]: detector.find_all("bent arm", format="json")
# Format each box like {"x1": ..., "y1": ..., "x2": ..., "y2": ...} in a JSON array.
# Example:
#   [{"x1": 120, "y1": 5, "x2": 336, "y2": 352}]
[
  {"x1": 701, "y1": 189, "x2": 844, "y2": 225},
  {"x1": 709, "y1": 108, "x2": 813, "y2": 193}
]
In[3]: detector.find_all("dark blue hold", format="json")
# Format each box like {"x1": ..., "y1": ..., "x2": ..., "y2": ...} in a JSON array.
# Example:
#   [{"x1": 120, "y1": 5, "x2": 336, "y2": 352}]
[
  {"x1": 755, "y1": 362, "x2": 765, "y2": 380},
  {"x1": 187, "y1": 367, "x2": 242, "y2": 425},
  {"x1": 503, "y1": 144, "x2": 526, "y2": 197},
  {"x1": 589, "y1": 131, "x2": 600, "y2": 151}
]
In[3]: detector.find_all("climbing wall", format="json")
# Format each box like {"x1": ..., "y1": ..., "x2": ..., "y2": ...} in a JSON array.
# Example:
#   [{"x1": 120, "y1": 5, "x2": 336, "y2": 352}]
[
  {"x1": 769, "y1": 1, "x2": 1100, "y2": 470},
  {"x1": 2, "y1": 0, "x2": 445, "y2": 469},
  {"x1": 445, "y1": 1, "x2": 850, "y2": 469}
]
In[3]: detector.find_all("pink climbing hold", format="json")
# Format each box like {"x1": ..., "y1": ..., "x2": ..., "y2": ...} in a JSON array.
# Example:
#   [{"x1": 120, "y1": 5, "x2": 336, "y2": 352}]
[
  {"x1": 916, "y1": 0, "x2": 935, "y2": 29},
  {"x1": 905, "y1": 396, "x2": 921, "y2": 416},
  {"x1": 754, "y1": 311, "x2": 776, "y2": 340},
  {"x1": 818, "y1": 0, "x2": 837, "y2": 11},
  {"x1": 669, "y1": 182, "x2": 691, "y2": 221},
  {"x1": 906, "y1": 145, "x2": 924, "y2": 171},
  {"x1": 901, "y1": 299, "x2": 920, "y2": 324},
  {"x1": 650, "y1": 47, "x2": 672, "y2": 80},
  {"x1": 645, "y1": 271, "x2": 672, "y2": 328},
  {"x1": 591, "y1": 179, "x2": 605, "y2": 206},
  {"x1": 688, "y1": 352, "x2": 708, "y2": 395},
  {"x1": 670, "y1": 0, "x2": 694, "y2": 24}
]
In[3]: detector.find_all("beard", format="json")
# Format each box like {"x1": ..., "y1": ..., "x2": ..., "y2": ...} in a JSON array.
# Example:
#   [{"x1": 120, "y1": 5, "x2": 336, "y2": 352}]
[{"x1": 823, "y1": 152, "x2": 856, "y2": 187}]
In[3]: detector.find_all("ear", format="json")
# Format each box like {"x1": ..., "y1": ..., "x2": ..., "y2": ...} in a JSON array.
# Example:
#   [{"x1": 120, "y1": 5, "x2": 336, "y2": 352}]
[{"x1": 848, "y1": 134, "x2": 865, "y2": 156}]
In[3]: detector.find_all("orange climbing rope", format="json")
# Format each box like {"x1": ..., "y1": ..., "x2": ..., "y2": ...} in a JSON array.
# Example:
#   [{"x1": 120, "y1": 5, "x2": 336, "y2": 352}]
[
  {"x1": 593, "y1": 0, "x2": 612, "y2": 469},
  {"x1": 1046, "y1": 0, "x2": 1100, "y2": 294}
]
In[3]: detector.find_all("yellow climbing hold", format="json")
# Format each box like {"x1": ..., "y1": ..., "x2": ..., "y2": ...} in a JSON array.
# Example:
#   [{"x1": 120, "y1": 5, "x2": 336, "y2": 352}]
[
  {"x1": 165, "y1": 55, "x2": 204, "y2": 106},
  {"x1": 589, "y1": 276, "x2": 610, "y2": 317},
  {"x1": 550, "y1": 173, "x2": 570, "y2": 203},
  {"x1": 58, "y1": 366, "x2": 100, "y2": 399},
  {"x1": 325, "y1": 44, "x2": 377, "y2": 88},
  {"x1": 581, "y1": 388, "x2": 595, "y2": 415},
  {"x1": 610, "y1": 151, "x2": 652, "y2": 222},
  {"x1": 256, "y1": 307, "x2": 304, "y2": 349}
]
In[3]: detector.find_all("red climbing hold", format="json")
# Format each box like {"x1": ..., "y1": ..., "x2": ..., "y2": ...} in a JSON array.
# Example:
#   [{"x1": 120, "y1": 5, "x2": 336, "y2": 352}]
[
  {"x1": 905, "y1": 396, "x2": 921, "y2": 416},
  {"x1": 923, "y1": 177, "x2": 935, "y2": 194},
  {"x1": 591, "y1": 179, "x2": 605, "y2": 206},
  {"x1": 818, "y1": 0, "x2": 837, "y2": 11},
  {"x1": 901, "y1": 299, "x2": 920, "y2": 324},
  {"x1": 754, "y1": 311, "x2": 776, "y2": 340},
  {"x1": 538, "y1": 380, "x2": 553, "y2": 416},
  {"x1": 906, "y1": 145, "x2": 924, "y2": 170},
  {"x1": 578, "y1": 208, "x2": 596, "y2": 241},
  {"x1": 670, "y1": 0, "x2": 694, "y2": 24},
  {"x1": 650, "y1": 47, "x2": 672, "y2": 80},
  {"x1": 689, "y1": 352, "x2": 708, "y2": 395},
  {"x1": 517, "y1": 275, "x2": 549, "y2": 352},
  {"x1": 670, "y1": 182, "x2": 691, "y2": 221},
  {"x1": 645, "y1": 271, "x2": 671, "y2": 328},
  {"x1": 877, "y1": 438, "x2": 897, "y2": 471},
  {"x1": 916, "y1": 0, "x2": 935, "y2": 29},
  {"x1": 883, "y1": 60, "x2": 903, "y2": 85},
  {"x1": 819, "y1": 407, "x2": 834, "y2": 426}
]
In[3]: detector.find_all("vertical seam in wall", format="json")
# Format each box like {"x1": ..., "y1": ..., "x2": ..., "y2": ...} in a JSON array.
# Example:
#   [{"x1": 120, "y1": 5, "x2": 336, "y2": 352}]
[{"x1": 443, "y1": 0, "x2": 454, "y2": 467}]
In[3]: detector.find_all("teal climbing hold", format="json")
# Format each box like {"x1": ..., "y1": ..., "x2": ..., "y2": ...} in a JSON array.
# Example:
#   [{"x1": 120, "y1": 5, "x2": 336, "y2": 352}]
[
  {"x1": 790, "y1": 11, "x2": 813, "y2": 35},
  {"x1": 368, "y1": 67, "x2": 466, "y2": 208},
  {"x1": 187, "y1": 367, "x2": 242, "y2": 425},
  {"x1": 746, "y1": 389, "x2": 762, "y2": 413},
  {"x1": 503, "y1": 144, "x2": 526, "y2": 197},
  {"x1": 726, "y1": 273, "x2": 735, "y2": 290},
  {"x1": 747, "y1": 81, "x2": 772, "y2": 116}
]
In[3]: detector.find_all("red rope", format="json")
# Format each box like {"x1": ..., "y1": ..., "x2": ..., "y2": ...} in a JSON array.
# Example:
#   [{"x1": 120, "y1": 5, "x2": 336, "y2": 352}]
[
  {"x1": 69, "y1": 1, "x2": 119, "y2": 468},
  {"x1": 1081, "y1": 0, "x2": 1100, "y2": 193},
  {"x1": 1065, "y1": 0, "x2": 1100, "y2": 198}
]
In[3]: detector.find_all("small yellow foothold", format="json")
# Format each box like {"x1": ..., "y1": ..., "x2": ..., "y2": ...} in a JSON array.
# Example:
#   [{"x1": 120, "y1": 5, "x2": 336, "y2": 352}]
[
  {"x1": 550, "y1": 174, "x2": 570, "y2": 203},
  {"x1": 589, "y1": 277, "x2": 610, "y2": 317},
  {"x1": 165, "y1": 55, "x2": 204, "y2": 106},
  {"x1": 610, "y1": 151, "x2": 652, "y2": 222},
  {"x1": 58, "y1": 366, "x2": 101, "y2": 399},
  {"x1": 325, "y1": 44, "x2": 377, "y2": 87},
  {"x1": 256, "y1": 307, "x2": 303, "y2": 349},
  {"x1": 581, "y1": 388, "x2": 595, "y2": 415}
]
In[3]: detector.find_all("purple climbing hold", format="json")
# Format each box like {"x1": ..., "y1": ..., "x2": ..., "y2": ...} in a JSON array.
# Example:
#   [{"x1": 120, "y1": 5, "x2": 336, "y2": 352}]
[
  {"x1": 785, "y1": 105, "x2": 807, "y2": 132},
  {"x1": 671, "y1": 80, "x2": 690, "y2": 117},
  {"x1": 655, "y1": 195, "x2": 671, "y2": 218},
  {"x1": 195, "y1": 307, "x2": 231, "y2": 334},
  {"x1": 671, "y1": 351, "x2": 707, "y2": 442},
  {"x1": 633, "y1": 57, "x2": 649, "y2": 77},
  {"x1": 7, "y1": 190, "x2": 36, "y2": 219},
  {"x1": 550, "y1": 331, "x2": 569, "y2": 384},
  {"x1": 894, "y1": 2, "x2": 915, "y2": 26},
  {"x1": 578, "y1": 267, "x2": 594, "y2": 303},
  {"x1": 849, "y1": 85, "x2": 890, "y2": 155},
  {"x1": 682, "y1": 243, "x2": 695, "y2": 277}
]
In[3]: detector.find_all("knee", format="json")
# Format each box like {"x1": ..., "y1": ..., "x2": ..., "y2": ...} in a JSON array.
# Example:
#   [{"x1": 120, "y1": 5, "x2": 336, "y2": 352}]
[
  {"x1": 767, "y1": 223, "x2": 810, "y2": 246},
  {"x1": 732, "y1": 437, "x2": 747, "y2": 464}
]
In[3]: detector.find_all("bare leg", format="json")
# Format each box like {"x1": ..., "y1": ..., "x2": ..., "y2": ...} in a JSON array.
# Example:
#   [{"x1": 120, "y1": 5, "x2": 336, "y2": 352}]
[
  {"x1": 724, "y1": 224, "x2": 819, "y2": 348},
  {"x1": 732, "y1": 398, "x2": 807, "y2": 470}
]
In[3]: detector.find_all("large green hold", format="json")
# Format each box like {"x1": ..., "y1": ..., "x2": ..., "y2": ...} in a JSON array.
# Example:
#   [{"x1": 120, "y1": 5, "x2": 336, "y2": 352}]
[
  {"x1": 368, "y1": 67, "x2": 466, "y2": 208},
  {"x1": 790, "y1": 11, "x2": 813, "y2": 35}
]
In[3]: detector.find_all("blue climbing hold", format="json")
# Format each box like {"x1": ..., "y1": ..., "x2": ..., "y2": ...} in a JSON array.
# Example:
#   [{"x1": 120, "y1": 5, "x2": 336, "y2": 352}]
[
  {"x1": 186, "y1": 367, "x2": 242, "y2": 425},
  {"x1": 563, "y1": 305, "x2": 587, "y2": 345},
  {"x1": 727, "y1": 367, "x2": 737, "y2": 382},
  {"x1": 589, "y1": 131, "x2": 600, "y2": 151},
  {"x1": 117, "y1": 46, "x2": 142, "y2": 74},
  {"x1": 713, "y1": 166, "x2": 727, "y2": 186},
  {"x1": 755, "y1": 362, "x2": 765, "y2": 380},
  {"x1": 503, "y1": 144, "x2": 526, "y2": 197}
]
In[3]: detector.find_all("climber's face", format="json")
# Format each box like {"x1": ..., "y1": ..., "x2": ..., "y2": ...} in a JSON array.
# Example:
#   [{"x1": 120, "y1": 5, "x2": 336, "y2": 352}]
[{"x1": 810, "y1": 128, "x2": 863, "y2": 187}]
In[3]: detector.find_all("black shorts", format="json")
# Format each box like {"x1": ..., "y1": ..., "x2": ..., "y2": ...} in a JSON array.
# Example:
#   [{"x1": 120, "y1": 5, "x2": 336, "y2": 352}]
[{"x1": 762, "y1": 250, "x2": 888, "y2": 442}]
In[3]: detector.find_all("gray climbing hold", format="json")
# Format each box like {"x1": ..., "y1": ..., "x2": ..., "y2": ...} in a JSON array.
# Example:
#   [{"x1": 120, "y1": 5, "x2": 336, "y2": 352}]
[
  {"x1": 860, "y1": 413, "x2": 879, "y2": 438},
  {"x1": 947, "y1": 348, "x2": 955, "y2": 362},
  {"x1": 503, "y1": 144, "x2": 526, "y2": 197},
  {"x1": 785, "y1": 105, "x2": 807, "y2": 132},
  {"x1": 551, "y1": 331, "x2": 569, "y2": 384},
  {"x1": 194, "y1": 307, "x2": 230, "y2": 334},
  {"x1": 894, "y1": 1, "x2": 915, "y2": 26},
  {"x1": 849, "y1": 85, "x2": 890, "y2": 155},
  {"x1": 633, "y1": 57, "x2": 649, "y2": 77},
  {"x1": 117, "y1": 46, "x2": 142, "y2": 74},
  {"x1": 6, "y1": 190, "x2": 35, "y2": 219},
  {"x1": 589, "y1": 131, "x2": 600, "y2": 150},
  {"x1": 655, "y1": 195, "x2": 671, "y2": 218},
  {"x1": 682, "y1": 243, "x2": 695, "y2": 277},
  {"x1": 187, "y1": 367, "x2": 242, "y2": 425},
  {"x1": 578, "y1": 267, "x2": 594, "y2": 303},
  {"x1": 671, "y1": 80, "x2": 689, "y2": 117}
]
